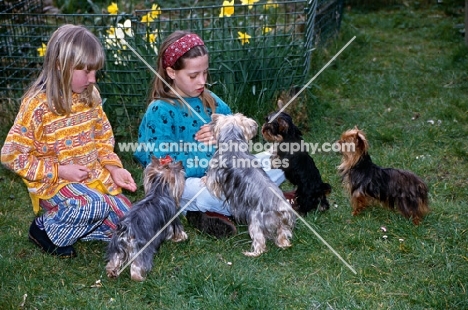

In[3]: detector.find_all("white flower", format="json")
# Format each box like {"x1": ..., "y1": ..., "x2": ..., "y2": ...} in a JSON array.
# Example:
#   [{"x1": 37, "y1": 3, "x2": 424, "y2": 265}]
[{"x1": 119, "y1": 19, "x2": 133, "y2": 37}]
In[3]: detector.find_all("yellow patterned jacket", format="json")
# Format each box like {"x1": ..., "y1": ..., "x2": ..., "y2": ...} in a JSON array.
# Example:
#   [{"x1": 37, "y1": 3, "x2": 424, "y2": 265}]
[{"x1": 1, "y1": 91, "x2": 123, "y2": 214}]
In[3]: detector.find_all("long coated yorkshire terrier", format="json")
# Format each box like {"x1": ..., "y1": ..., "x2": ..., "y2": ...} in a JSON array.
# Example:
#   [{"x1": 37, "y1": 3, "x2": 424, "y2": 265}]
[
  {"x1": 106, "y1": 156, "x2": 187, "y2": 281},
  {"x1": 261, "y1": 111, "x2": 332, "y2": 215},
  {"x1": 204, "y1": 113, "x2": 296, "y2": 257},
  {"x1": 336, "y1": 127, "x2": 429, "y2": 225}
]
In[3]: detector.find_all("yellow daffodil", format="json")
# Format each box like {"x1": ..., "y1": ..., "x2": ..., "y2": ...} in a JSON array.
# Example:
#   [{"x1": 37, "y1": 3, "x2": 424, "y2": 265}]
[
  {"x1": 150, "y1": 4, "x2": 161, "y2": 19},
  {"x1": 219, "y1": 0, "x2": 234, "y2": 18},
  {"x1": 148, "y1": 33, "x2": 156, "y2": 43},
  {"x1": 37, "y1": 43, "x2": 47, "y2": 57},
  {"x1": 240, "y1": 0, "x2": 259, "y2": 10},
  {"x1": 263, "y1": 27, "x2": 272, "y2": 34},
  {"x1": 264, "y1": 0, "x2": 278, "y2": 10},
  {"x1": 141, "y1": 13, "x2": 154, "y2": 25},
  {"x1": 106, "y1": 27, "x2": 115, "y2": 37},
  {"x1": 147, "y1": 32, "x2": 159, "y2": 55},
  {"x1": 107, "y1": 2, "x2": 118, "y2": 15},
  {"x1": 237, "y1": 31, "x2": 251, "y2": 45},
  {"x1": 105, "y1": 22, "x2": 131, "y2": 50}
]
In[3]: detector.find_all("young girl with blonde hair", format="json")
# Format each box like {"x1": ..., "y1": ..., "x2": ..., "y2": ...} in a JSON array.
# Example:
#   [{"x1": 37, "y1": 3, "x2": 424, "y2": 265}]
[{"x1": 1, "y1": 24, "x2": 137, "y2": 258}]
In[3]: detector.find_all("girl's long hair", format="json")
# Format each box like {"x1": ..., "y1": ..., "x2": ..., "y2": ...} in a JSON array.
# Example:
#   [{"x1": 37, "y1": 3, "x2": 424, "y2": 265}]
[
  {"x1": 148, "y1": 30, "x2": 216, "y2": 112},
  {"x1": 23, "y1": 24, "x2": 105, "y2": 115}
]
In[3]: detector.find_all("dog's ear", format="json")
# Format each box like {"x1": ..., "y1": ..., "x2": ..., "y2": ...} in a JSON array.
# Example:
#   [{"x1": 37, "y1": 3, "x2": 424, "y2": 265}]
[
  {"x1": 175, "y1": 161, "x2": 184, "y2": 170},
  {"x1": 278, "y1": 114, "x2": 302, "y2": 137},
  {"x1": 357, "y1": 131, "x2": 366, "y2": 143},
  {"x1": 151, "y1": 156, "x2": 160, "y2": 165},
  {"x1": 277, "y1": 98, "x2": 284, "y2": 109},
  {"x1": 242, "y1": 115, "x2": 258, "y2": 140},
  {"x1": 211, "y1": 113, "x2": 221, "y2": 124},
  {"x1": 277, "y1": 117, "x2": 290, "y2": 134},
  {"x1": 354, "y1": 129, "x2": 369, "y2": 151},
  {"x1": 210, "y1": 114, "x2": 223, "y2": 138}
]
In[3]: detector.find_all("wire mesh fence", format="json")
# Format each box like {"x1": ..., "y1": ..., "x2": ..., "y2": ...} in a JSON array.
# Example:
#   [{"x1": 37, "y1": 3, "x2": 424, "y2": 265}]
[{"x1": 1, "y1": 0, "x2": 344, "y2": 135}]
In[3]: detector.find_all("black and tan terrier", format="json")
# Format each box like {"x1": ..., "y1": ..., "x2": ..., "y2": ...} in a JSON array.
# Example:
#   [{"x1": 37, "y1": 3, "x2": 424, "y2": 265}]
[
  {"x1": 261, "y1": 111, "x2": 331, "y2": 216},
  {"x1": 336, "y1": 127, "x2": 430, "y2": 225}
]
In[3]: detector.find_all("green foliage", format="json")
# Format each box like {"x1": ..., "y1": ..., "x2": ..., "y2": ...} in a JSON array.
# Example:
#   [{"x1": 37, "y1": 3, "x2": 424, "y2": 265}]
[
  {"x1": 90, "y1": 1, "x2": 310, "y2": 141},
  {"x1": 56, "y1": 0, "x2": 106, "y2": 14},
  {"x1": 1, "y1": 3, "x2": 468, "y2": 309}
]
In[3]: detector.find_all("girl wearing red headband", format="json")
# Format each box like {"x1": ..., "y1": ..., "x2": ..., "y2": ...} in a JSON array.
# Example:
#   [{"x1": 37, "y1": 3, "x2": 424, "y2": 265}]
[{"x1": 134, "y1": 31, "x2": 285, "y2": 238}]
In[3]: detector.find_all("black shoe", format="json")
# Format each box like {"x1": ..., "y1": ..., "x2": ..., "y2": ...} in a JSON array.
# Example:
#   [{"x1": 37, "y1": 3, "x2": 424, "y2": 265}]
[
  {"x1": 28, "y1": 219, "x2": 77, "y2": 258},
  {"x1": 186, "y1": 211, "x2": 237, "y2": 239}
]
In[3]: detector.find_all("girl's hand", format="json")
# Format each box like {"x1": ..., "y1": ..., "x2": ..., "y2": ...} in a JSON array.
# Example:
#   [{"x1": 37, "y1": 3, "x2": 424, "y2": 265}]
[
  {"x1": 58, "y1": 164, "x2": 91, "y2": 182},
  {"x1": 105, "y1": 165, "x2": 137, "y2": 192},
  {"x1": 195, "y1": 124, "x2": 216, "y2": 145}
]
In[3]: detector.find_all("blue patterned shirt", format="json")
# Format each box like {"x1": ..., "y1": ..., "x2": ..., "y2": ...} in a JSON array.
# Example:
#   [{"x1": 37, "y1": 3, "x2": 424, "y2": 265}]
[{"x1": 134, "y1": 92, "x2": 231, "y2": 177}]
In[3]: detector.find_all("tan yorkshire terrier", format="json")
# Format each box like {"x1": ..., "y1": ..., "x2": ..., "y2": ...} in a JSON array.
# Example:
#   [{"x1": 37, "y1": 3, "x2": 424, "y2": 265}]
[{"x1": 336, "y1": 127, "x2": 430, "y2": 225}]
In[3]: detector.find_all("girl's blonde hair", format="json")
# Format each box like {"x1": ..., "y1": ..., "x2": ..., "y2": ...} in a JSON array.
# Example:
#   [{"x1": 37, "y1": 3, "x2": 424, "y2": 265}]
[
  {"x1": 148, "y1": 30, "x2": 216, "y2": 112},
  {"x1": 23, "y1": 24, "x2": 105, "y2": 115}
]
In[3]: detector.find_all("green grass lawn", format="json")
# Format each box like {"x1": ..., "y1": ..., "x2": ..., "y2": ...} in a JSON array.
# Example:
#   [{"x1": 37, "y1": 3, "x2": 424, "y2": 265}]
[{"x1": 1, "y1": 3, "x2": 467, "y2": 309}]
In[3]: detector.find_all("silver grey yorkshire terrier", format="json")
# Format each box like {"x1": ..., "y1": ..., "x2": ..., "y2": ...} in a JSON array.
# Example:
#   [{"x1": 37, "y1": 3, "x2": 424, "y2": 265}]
[
  {"x1": 106, "y1": 156, "x2": 187, "y2": 281},
  {"x1": 204, "y1": 113, "x2": 296, "y2": 257}
]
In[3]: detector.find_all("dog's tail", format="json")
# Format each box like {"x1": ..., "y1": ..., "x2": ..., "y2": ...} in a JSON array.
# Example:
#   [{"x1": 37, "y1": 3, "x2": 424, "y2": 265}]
[{"x1": 395, "y1": 174, "x2": 430, "y2": 225}]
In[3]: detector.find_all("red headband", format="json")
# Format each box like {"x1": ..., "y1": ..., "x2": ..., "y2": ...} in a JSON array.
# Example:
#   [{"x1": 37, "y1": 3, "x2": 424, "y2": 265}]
[{"x1": 163, "y1": 34, "x2": 205, "y2": 69}]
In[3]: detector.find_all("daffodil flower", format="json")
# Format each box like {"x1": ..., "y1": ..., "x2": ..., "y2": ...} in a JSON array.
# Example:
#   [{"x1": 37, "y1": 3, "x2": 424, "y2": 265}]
[
  {"x1": 264, "y1": 0, "x2": 278, "y2": 10},
  {"x1": 238, "y1": 31, "x2": 251, "y2": 45},
  {"x1": 240, "y1": 0, "x2": 259, "y2": 10},
  {"x1": 150, "y1": 4, "x2": 161, "y2": 19},
  {"x1": 263, "y1": 27, "x2": 272, "y2": 34},
  {"x1": 141, "y1": 13, "x2": 154, "y2": 25},
  {"x1": 219, "y1": 0, "x2": 234, "y2": 18},
  {"x1": 107, "y1": 2, "x2": 118, "y2": 15},
  {"x1": 105, "y1": 27, "x2": 122, "y2": 49},
  {"x1": 147, "y1": 33, "x2": 156, "y2": 43},
  {"x1": 118, "y1": 19, "x2": 133, "y2": 37},
  {"x1": 146, "y1": 31, "x2": 159, "y2": 55},
  {"x1": 105, "y1": 20, "x2": 132, "y2": 50},
  {"x1": 37, "y1": 43, "x2": 47, "y2": 57}
]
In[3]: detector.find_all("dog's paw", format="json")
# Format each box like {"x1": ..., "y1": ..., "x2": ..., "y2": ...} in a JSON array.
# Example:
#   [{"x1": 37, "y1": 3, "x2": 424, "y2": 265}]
[
  {"x1": 172, "y1": 231, "x2": 188, "y2": 242},
  {"x1": 276, "y1": 238, "x2": 291, "y2": 249},
  {"x1": 242, "y1": 250, "x2": 263, "y2": 257},
  {"x1": 130, "y1": 264, "x2": 146, "y2": 282},
  {"x1": 105, "y1": 264, "x2": 120, "y2": 278},
  {"x1": 105, "y1": 257, "x2": 122, "y2": 278},
  {"x1": 243, "y1": 245, "x2": 266, "y2": 257}
]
